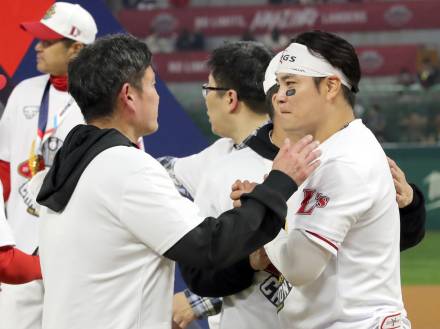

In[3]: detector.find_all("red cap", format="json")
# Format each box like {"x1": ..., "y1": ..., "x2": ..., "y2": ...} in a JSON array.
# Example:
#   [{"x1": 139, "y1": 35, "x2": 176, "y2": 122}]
[{"x1": 20, "y1": 21, "x2": 64, "y2": 40}]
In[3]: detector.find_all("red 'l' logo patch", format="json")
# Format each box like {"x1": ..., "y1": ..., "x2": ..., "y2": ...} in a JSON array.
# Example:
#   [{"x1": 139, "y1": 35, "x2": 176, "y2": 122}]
[{"x1": 296, "y1": 189, "x2": 329, "y2": 215}]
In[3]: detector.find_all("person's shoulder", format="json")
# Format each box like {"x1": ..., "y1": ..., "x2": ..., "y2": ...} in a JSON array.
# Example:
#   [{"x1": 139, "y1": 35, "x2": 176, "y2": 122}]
[
  {"x1": 224, "y1": 146, "x2": 266, "y2": 164},
  {"x1": 203, "y1": 146, "x2": 270, "y2": 184},
  {"x1": 175, "y1": 137, "x2": 235, "y2": 170},
  {"x1": 13, "y1": 74, "x2": 49, "y2": 92},
  {"x1": 104, "y1": 145, "x2": 155, "y2": 164},
  {"x1": 321, "y1": 119, "x2": 381, "y2": 162},
  {"x1": 205, "y1": 137, "x2": 235, "y2": 154},
  {"x1": 107, "y1": 147, "x2": 168, "y2": 176}
]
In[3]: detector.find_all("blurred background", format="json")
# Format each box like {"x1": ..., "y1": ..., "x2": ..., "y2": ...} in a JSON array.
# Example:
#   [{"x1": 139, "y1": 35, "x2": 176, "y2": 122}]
[{"x1": 107, "y1": 0, "x2": 440, "y2": 146}]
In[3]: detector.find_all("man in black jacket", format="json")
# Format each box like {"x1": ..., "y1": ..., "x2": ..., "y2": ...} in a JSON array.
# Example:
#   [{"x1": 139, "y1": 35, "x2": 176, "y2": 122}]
[{"x1": 34, "y1": 34, "x2": 321, "y2": 329}]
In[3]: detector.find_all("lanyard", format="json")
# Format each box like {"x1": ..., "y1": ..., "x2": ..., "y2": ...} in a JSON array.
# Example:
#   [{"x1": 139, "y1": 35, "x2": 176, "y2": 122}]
[
  {"x1": 35, "y1": 79, "x2": 74, "y2": 153},
  {"x1": 36, "y1": 80, "x2": 51, "y2": 147},
  {"x1": 28, "y1": 79, "x2": 74, "y2": 177}
]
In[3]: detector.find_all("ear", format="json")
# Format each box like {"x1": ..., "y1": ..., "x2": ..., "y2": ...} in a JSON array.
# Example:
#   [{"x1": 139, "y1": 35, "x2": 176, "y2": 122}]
[
  {"x1": 325, "y1": 76, "x2": 342, "y2": 101},
  {"x1": 226, "y1": 89, "x2": 239, "y2": 113},
  {"x1": 271, "y1": 92, "x2": 277, "y2": 106},
  {"x1": 68, "y1": 42, "x2": 85, "y2": 58},
  {"x1": 119, "y1": 82, "x2": 136, "y2": 113}
]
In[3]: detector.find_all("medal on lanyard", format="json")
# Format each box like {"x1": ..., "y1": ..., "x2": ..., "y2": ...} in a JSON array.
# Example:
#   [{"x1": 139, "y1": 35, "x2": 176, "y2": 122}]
[{"x1": 28, "y1": 80, "x2": 73, "y2": 177}]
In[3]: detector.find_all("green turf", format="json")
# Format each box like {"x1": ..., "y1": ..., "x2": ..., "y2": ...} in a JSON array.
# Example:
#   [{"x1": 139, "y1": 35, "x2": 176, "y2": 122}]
[{"x1": 401, "y1": 231, "x2": 440, "y2": 285}]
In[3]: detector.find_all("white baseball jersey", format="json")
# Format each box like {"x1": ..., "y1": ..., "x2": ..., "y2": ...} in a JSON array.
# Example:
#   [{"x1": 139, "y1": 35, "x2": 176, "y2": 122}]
[
  {"x1": 39, "y1": 146, "x2": 205, "y2": 329},
  {"x1": 175, "y1": 144, "x2": 282, "y2": 329},
  {"x1": 0, "y1": 182, "x2": 15, "y2": 247},
  {"x1": 0, "y1": 75, "x2": 84, "y2": 329},
  {"x1": 173, "y1": 137, "x2": 236, "y2": 198},
  {"x1": 268, "y1": 119, "x2": 409, "y2": 329},
  {"x1": 0, "y1": 74, "x2": 84, "y2": 254}
]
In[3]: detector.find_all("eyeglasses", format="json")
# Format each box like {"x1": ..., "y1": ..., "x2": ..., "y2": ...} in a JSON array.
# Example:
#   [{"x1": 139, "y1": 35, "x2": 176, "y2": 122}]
[{"x1": 202, "y1": 83, "x2": 230, "y2": 98}]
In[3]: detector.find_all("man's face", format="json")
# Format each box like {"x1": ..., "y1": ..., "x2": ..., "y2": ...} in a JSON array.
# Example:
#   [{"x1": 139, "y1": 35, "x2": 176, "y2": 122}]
[
  {"x1": 135, "y1": 66, "x2": 160, "y2": 136},
  {"x1": 35, "y1": 39, "x2": 76, "y2": 76},
  {"x1": 204, "y1": 73, "x2": 233, "y2": 138},
  {"x1": 276, "y1": 73, "x2": 325, "y2": 136}
]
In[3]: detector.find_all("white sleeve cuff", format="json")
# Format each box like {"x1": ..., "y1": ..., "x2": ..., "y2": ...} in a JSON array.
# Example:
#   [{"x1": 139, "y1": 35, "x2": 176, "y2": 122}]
[{"x1": 265, "y1": 229, "x2": 332, "y2": 286}]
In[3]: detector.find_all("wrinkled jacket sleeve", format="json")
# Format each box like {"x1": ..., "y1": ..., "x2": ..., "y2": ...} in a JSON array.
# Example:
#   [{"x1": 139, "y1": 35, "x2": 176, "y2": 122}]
[{"x1": 400, "y1": 184, "x2": 426, "y2": 251}]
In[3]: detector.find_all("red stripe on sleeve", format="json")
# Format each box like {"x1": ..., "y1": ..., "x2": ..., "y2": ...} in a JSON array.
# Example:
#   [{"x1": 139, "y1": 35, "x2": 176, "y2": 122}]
[{"x1": 305, "y1": 230, "x2": 339, "y2": 251}]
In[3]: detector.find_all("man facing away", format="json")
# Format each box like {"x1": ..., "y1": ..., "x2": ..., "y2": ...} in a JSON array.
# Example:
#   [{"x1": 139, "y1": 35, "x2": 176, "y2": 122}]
[
  {"x1": 160, "y1": 41, "x2": 275, "y2": 329},
  {"x1": 0, "y1": 3, "x2": 97, "y2": 329}
]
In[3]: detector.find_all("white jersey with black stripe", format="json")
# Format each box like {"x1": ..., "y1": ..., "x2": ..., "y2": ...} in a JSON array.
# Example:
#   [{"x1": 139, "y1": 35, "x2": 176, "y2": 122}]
[{"x1": 274, "y1": 119, "x2": 409, "y2": 329}]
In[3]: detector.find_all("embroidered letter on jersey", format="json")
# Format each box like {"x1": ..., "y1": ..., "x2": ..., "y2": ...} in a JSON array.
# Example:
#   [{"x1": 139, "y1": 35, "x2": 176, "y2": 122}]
[{"x1": 296, "y1": 189, "x2": 329, "y2": 215}]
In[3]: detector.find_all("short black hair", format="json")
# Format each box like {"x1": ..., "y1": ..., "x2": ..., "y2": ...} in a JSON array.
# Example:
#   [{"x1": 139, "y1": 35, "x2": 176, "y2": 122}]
[
  {"x1": 208, "y1": 41, "x2": 273, "y2": 115},
  {"x1": 291, "y1": 30, "x2": 361, "y2": 108},
  {"x1": 68, "y1": 34, "x2": 152, "y2": 122}
]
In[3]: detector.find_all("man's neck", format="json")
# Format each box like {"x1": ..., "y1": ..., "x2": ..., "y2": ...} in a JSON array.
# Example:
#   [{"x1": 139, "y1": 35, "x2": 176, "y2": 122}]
[
  {"x1": 230, "y1": 112, "x2": 269, "y2": 145},
  {"x1": 271, "y1": 120, "x2": 288, "y2": 148},
  {"x1": 314, "y1": 110, "x2": 355, "y2": 143},
  {"x1": 88, "y1": 116, "x2": 139, "y2": 144}
]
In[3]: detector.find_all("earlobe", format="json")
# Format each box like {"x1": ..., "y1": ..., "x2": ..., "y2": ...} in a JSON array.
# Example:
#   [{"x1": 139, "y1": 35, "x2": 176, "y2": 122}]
[
  {"x1": 120, "y1": 83, "x2": 131, "y2": 104},
  {"x1": 228, "y1": 90, "x2": 239, "y2": 112},
  {"x1": 326, "y1": 77, "x2": 341, "y2": 100},
  {"x1": 70, "y1": 42, "x2": 84, "y2": 57}
]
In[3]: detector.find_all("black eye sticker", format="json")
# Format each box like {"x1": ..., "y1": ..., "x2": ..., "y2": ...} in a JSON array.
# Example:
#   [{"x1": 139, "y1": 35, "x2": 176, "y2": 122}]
[{"x1": 286, "y1": 89, "x2": 296, "y2": 96}]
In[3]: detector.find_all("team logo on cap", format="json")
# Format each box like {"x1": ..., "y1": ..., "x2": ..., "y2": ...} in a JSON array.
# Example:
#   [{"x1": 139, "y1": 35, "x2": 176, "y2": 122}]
[
  {"x1": 43, "y1": 4, "x2": 56, "y2": 20},
  {"x1": 281, "y1": 54, "x2": 297, "y2": 63},
  {"x1": 69, "y1": 26, "x2": 81, "y2": 38}
]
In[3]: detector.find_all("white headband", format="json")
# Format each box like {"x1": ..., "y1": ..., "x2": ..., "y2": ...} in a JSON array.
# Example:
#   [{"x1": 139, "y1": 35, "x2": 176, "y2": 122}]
[
  {"x1": 263, "y1": 51, "x2": 283, "y2": 94},
  {"x1": 276, "y1": 43, "x2": 352, "y2": 90}
]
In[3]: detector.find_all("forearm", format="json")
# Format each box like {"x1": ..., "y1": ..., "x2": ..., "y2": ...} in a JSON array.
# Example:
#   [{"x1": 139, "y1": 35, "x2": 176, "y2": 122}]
[
  {"x1": 400, "y1": 184, "x2": 426, "y2": 251},
  {"x1": 179, "y1": 257, "x2": 255, "y2": 297},
  {"x1": 165, "y1": 170, "x2": 296, "y2": 269},
  {"x1": 0, "y1": 246, "x2": 42, "y2": 284},
  {"x1": 265, "y1": 229, "x2": 331, "y2": 286}
]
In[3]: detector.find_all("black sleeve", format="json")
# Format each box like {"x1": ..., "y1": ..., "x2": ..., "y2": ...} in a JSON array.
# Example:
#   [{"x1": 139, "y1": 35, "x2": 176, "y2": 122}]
[
  {"x1": 400, "y1": 183, "x2": 426, "y2": 251},
  {"x1": 164, "y1": 170, "x2": 295, "y2": 293},
  {"x1": 178, "y1": 257, "x2": 256, "y2": 297}
]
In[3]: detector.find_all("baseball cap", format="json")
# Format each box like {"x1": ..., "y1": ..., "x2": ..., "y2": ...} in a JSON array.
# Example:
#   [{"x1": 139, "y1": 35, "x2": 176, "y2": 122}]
[{"x1": 21, "y1": 2, "x2": 97, "y2": 44}]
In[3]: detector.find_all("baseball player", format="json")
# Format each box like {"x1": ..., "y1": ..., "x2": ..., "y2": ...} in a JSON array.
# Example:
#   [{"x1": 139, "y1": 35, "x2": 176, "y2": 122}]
[
  {"x1": 0, "y1": 3, "x2": 97, "y2": 329},
  {"x1": 160, "y1": 41, "x2": 276, "y2": 329},
  {"x1": 261, "y1": 31, "x2": 410, "y2": 329},
  {"x1": 34, "y1": 34, "x2": 320, "y2": 329},
  {"x1": 0, "y1": 182, "x2": 41, "y2": 284}
]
